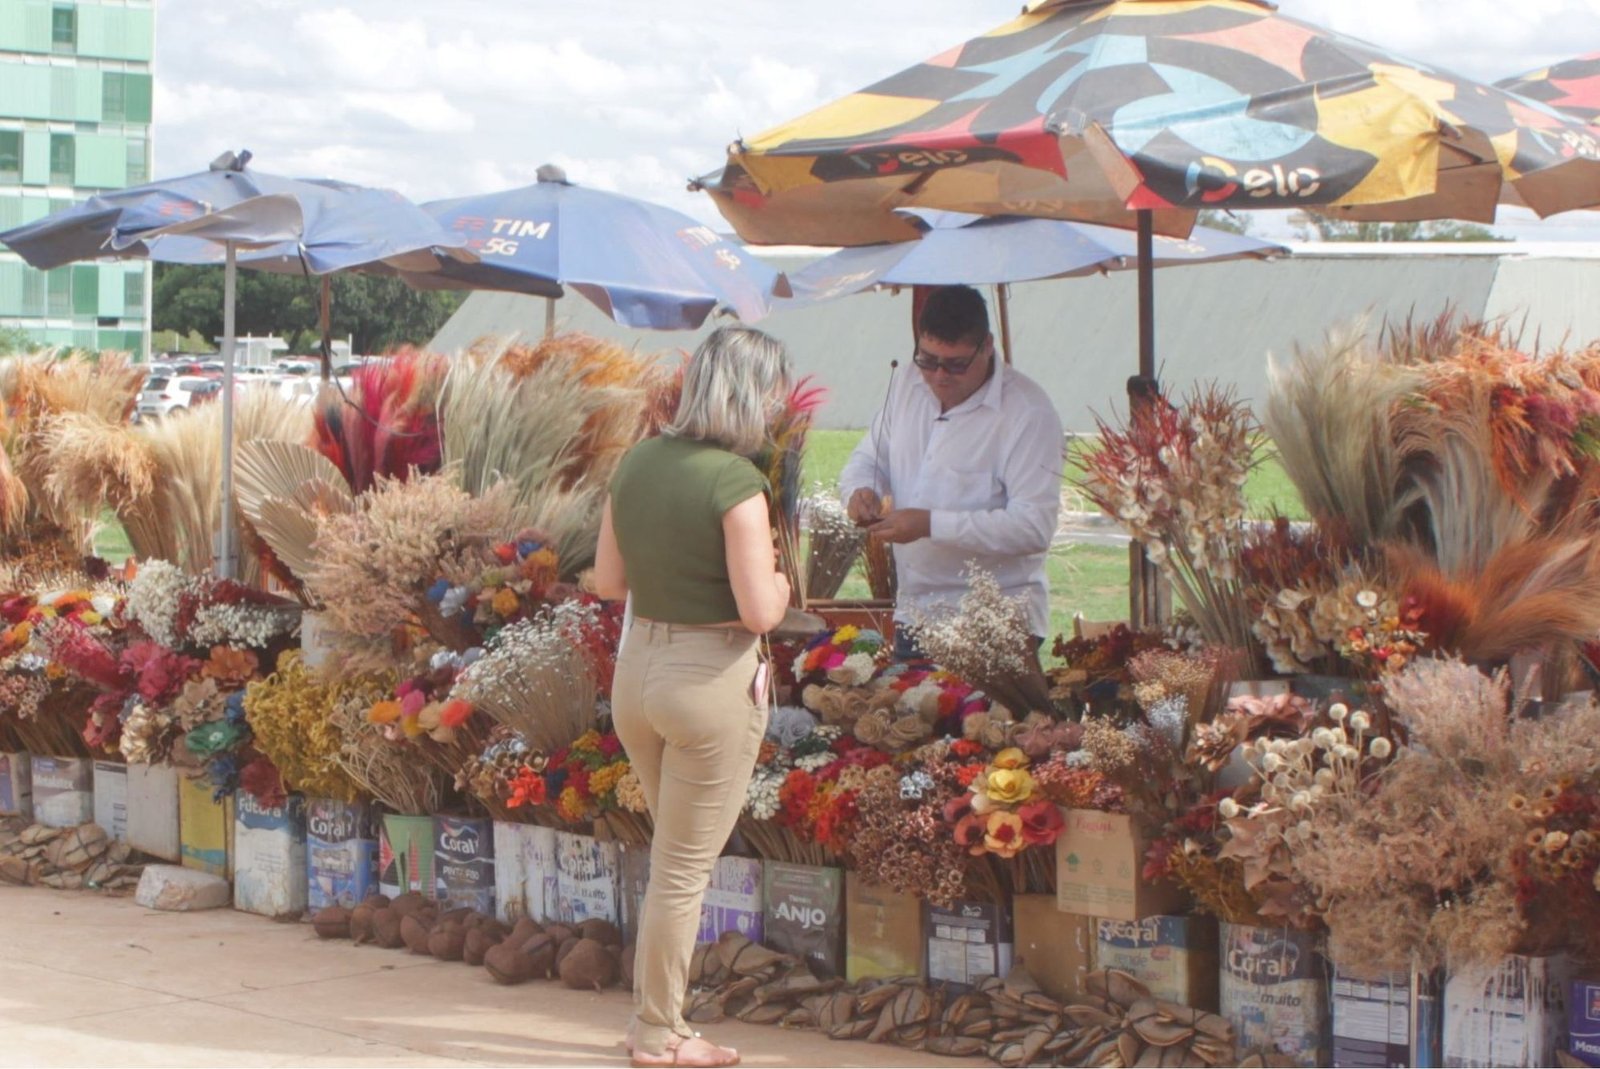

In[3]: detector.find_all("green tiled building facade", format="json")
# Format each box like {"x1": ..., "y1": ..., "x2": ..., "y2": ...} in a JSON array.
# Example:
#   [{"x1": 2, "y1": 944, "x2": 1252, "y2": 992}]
[{"x1": 0, "y1": 0, "x2": 153, "y2": 356}]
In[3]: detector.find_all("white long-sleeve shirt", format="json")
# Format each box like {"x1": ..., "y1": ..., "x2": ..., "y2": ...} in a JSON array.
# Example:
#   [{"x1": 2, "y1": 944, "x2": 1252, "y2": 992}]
[{"x1": 838, "y1": 361, "x2": 1064, "y2": 636}]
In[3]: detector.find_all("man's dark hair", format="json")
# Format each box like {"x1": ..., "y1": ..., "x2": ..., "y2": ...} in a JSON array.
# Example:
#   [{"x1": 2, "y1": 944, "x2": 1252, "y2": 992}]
[{"x1": 918, "y1": 285, "x2": 989, "y2": 345}]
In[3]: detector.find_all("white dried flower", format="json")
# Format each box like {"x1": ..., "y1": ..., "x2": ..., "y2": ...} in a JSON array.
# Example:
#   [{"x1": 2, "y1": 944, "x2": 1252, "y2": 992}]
[
  {"x1": 1328, "y1": 703, "x2": 1348, "y2": 722},
  {"x1": 1218, "y1": 797, "x2": 1241, "y2": 819},
  {"x1": 1369, "y1": 737, "x2": 1393, "y2": 759},
  {"x1": 1349, "y1": 710, "x2": 1371, "y2": 733},
  {"x1": 1355, "y1": 590, "x2": 1379, "y2": 609}
]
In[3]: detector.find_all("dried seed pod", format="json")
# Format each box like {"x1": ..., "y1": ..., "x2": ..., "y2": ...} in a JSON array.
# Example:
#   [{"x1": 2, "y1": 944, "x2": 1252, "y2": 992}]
[
  {"x1": 463, "y1": 925, "x2": 503, "y2": 966},
  {"x1": 370, "y1": 907, "x2": 405, "y2": 949},
  {"x1": 483, "y1": 941, "x2": 536, "y2": 985},
  {"x1": 311, "y1": 906, "x2": 350, "y2": 940},
  {"x1": 428, "y1": 926, "x2": 467, "y2": 961},
  {"x1": 388, "y1": 891, "x2": 427, "y2": 918},
  {"x1": 558, "y1": 937, "x2": 618, "y2": 992},
  {"x1": 1133, "y1": 1016, "x2": 1196, "y2": 1049},
  {"x1": 400, "y1": 913, "x2": 435, "y2": 955},
  {"x1": 576, "y1": 918, "x2": 621, "y2": 947}
]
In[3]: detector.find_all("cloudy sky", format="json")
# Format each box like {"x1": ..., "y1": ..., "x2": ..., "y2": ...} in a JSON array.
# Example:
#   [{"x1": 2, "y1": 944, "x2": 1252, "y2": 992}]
[{"x1": 153, "y1": 0, "x2": 1600, "y2": 240}]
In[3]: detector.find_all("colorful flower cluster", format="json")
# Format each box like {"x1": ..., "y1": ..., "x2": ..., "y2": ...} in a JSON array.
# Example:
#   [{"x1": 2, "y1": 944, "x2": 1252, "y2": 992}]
[
  {"x1": 425, "y1": 533, "x2": 567, "y2": 643},
  {"x1": 791, "y1": 625, "x2": 884, "y2": 687}
]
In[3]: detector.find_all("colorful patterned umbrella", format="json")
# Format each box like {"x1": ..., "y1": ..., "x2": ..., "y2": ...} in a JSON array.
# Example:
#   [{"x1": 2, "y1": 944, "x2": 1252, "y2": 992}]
[
  {"x1": 702, "y1": 0, "x2": 1600, "y2": 247},
  {"x1": 1497, "y1": 53, "x2": 1600, "y2": 126}
]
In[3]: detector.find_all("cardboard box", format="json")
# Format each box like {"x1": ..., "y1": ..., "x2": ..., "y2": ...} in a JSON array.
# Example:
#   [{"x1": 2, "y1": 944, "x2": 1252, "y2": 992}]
[
  {"x1": 844, "y1": 872, "x2": 924, "y2": 982},
  {"x1": 434, "y1": 815, "x2": 495, "y2": 913},
  {"x1": 555, "y1": 831, "x2": 621, "y2": 925},
  {"x1": 92, "y1": 761, "x2": 128, "y2": 841},
  {"x1": 492, "y1": 822, "x2": 540, "y2": 924},
  {"x1": 619, "y1": 842, "x2": 651, "y2": 945},
  {"x1": 698, "y1": 856, "x2": 763, "y2": 945},
  {"x1": 1055, "y1": 809, "x2": 1188, "y2": 922},
  {"x1": 764, "y1": 862, "x2": 846, "y2": 979},
  {"x1": 126, "y1": 763, "x2": 180, "y2": 861},
  {"x1": 31, "y1": 755, "x2": 92, "y2": 828},
  {"x1": 1013, "y1": 894, "x2": 1094, "y2": 1000},
  {"x1": 233, "y1": 792, "x2": 307, "y2": 919},
  {"x1": 178, "y1": 776, "x2": 233, "y2": 878},
  {"x1": 378, "y1": 813, "x2": 436, "y2": 898},
  {"x1": 1443, "y1": 954, "x2": 1572, "y2": 1068},
  {"x1": 1219, "y1": 922, "x2": 1329, "y2": 1067},
  {"x1": 1571, "y1": 977, "x2": 1600, "y2": 1067},
  {"x1": 492, "y1": 823, "x2": 562, "y2": 926},
  {"x1": 1332, "y1": 964, "x2": 1443, "y2": 1068},
  {"x1": 526, "y1": 824, "x2": 558, "y2": 923},
  {"x1": 305, "y1": 798, "x2": 379, "y2": 912},
  {"x1": 0, "y1": 751, "x2": 32, "y2": 818},
  {"x1": 925, "y1": 899, "x2": 1013, "y2": 990},
  {"x1": 1095, "y1": 915, "x2": 1220, "y2": 1011}
]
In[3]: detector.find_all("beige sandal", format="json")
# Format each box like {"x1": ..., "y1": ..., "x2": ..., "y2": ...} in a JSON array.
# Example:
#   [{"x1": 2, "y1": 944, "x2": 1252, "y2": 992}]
[{"x1": 630, "y1": 1034, "x2": 740, "y2": 1068}]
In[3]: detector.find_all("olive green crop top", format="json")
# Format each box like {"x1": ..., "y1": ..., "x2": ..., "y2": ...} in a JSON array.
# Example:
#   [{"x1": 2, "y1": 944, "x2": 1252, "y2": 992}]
[{"x1": 609, "y1": 435, "x2": 767, "y2": 625}]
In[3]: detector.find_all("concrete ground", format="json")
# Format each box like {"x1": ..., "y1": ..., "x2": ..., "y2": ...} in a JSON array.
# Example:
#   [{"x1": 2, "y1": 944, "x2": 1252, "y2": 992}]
[{"x1": 0, "y1": 886, "x2": 969, "y2": 1068}]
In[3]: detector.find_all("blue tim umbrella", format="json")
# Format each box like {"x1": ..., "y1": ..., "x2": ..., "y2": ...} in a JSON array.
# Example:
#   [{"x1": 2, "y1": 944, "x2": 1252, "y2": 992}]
[
  {"x1": 0, "y1": 149, "x2": 475, "y2": 579},
  {"x1": 785, "y1": 209, "x2": 1286, "y2": 361},
  {"x1": 410, "y1": 164, "x2": 790, "y2": 332}
]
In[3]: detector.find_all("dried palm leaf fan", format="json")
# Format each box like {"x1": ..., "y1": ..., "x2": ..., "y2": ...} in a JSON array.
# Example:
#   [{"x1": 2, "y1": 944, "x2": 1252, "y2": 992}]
[{"x1": 234, "y1": 440, "x2": 356, "y2": 587}]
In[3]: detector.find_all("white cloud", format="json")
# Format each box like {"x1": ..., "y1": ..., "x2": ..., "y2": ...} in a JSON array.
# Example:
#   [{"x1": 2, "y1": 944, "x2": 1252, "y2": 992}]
[{"x1": 148, "y1": 0, "x2": 1600, "y2": 240}]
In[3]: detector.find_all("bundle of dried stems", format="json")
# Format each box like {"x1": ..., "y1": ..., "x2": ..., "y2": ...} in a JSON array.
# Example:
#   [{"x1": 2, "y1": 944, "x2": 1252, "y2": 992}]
[
  {"x1": 326, "y1": 689, "x2": 447, "y2": 816},
  {"x1": 138, "y1": 392, "x2": 309, "y2": 579},
  {"x1": 305, "y1": 472, "x2": 518, "y2": 641},
  {"x1": 451, "y1": 610, "x2": 599, "y2": 753}
]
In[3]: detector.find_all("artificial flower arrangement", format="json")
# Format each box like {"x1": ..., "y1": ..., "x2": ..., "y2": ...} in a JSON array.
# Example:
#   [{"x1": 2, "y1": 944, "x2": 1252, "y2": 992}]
[
  {"x1": 542, "y1": 728, "x2": 650, "y2": 843},
  {"x1": 791, "y1": 625, "x2": 884, "y2": 688},
  {"x1": 1077, "y1": 384, "x2": 1263, "y2": 668},
  {"x1": 1047, "y1": 624, "x2": 1172, "y2": 718},
  {"x1": 423, "y1": 531, "x2": 567, "y2": 649}
]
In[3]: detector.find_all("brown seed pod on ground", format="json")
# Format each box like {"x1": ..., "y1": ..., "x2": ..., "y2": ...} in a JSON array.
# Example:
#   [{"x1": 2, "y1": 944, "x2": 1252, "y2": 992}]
[
  {"x1": 542, "y1": 923, "x2": 574, "y2": 947},
  {"x1": 559, "y1": 937, "x2": 619, "y2": 991},
  {"x1": 484, "y1": 941, "x2": 537, "y2": 985},
  {"x1": 429, "y1": 925, "x2": 468, "y2": 961},
  {"x1": 555, "y1": 935, "x2": 580, "y2": 969},
  {"x1": 464, "y1": 926, "x2": 504, "y2": 967},
  {"x1": 311, "y1": 906, "x2": 351, "y2": 940},
  {"x1": 522, "y1": 932, "x2": 558, "y2": 979},
  {"x1": 400, "y1": 913, "x2": 435, "y2": 954},
  {"x1": 507, "y1": 917, "x2": 542, "y2": 946},
  {"x1": 388, "y1": 891, "x2": 427, "y2": 917},
  {"x1": 370, "y1": 907, "x2": 405, "y2": 948},
  {"x1": 576, "y1": 918, "x2": 621, "y2": 947}
]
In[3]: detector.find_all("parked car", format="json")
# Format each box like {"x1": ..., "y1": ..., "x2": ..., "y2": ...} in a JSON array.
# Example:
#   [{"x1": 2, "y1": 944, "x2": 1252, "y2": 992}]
[{"x1": 136, "y1": 375, "x2": 213, "y2": 419}]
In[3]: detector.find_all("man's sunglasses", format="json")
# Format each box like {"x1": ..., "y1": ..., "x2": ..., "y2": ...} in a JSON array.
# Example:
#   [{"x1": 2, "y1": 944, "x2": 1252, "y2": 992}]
[{"x1": 911, "y1": 340, "x2": 986, "y2": 375}]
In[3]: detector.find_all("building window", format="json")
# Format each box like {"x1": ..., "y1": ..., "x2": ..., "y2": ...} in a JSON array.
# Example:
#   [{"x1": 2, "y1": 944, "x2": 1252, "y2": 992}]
[
  {"x1": 0, "y1": 132, "x2": 21, "y2": 185},
  {"x1": 124, "y1": 269, "x2": 144, "y2": 312},
  {"x1": 125, "y1": 138, "x2": 147, "y2": 183},
  {"x1": 103, "y1": 73, "x2": 127, "y2": 123},
  {"x1": 51, "y1": 5, "x2": 76, "y2": 52},
  {"x1": 47, "y1": 268, "x2": 71, "y2": 318},
  {"x1": 49, "y1": 133, "x2": 73, "y2": 185}
]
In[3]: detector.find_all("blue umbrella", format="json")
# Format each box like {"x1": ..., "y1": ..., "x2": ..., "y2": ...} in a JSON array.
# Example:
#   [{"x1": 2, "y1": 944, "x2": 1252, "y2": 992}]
[
  {"x1": 408, "y1": 164, "x2": 789, "y2": 331},
  {"x1": 0, "y1": 150, "x2": 475, "y2": 579},
  {"x1": 786, "y1": 210, "x2": 1285, "y2": 304}
]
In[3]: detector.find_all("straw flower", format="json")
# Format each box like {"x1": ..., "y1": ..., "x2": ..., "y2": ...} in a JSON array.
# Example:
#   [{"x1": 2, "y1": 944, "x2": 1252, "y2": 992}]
[{"x1": 984, "y1": 811, "x2": 1026, "y2": 858}]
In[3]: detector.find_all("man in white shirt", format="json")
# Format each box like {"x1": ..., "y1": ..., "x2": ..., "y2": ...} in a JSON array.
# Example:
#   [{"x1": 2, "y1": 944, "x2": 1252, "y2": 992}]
[{"x1": 839, "y1": 285, "x2": 1064, "y2": 656}]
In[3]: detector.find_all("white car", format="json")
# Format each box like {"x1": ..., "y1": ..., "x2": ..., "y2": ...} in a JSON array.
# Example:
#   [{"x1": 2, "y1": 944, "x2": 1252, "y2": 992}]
[{"x1": 136, "y1": 375, "x2": 213, "y2": 420}]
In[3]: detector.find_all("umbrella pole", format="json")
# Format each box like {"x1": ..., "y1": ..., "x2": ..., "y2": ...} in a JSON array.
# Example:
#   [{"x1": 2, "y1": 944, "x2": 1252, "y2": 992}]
[
  {"x1": 319, "y1": 275, "x2": 333, "y2": 382},
  {"x1": 995, "y1": 283, "x2": 1013, "y2": 365},
  {"x1": 219, "y1": 240, "x2": 238, "y2": 581},
  {"x1": 1129, "y1": 208, "x2": 1167, "y2": 628},
  {"x1": 545, "y1": 297, "x2": 556, "y2": 339}
]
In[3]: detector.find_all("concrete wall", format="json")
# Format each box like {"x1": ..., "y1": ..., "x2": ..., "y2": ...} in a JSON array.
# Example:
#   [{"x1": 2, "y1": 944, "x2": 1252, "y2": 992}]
[{"x1": 430, "y1": 247, "x2": 1600, "y2": 432}]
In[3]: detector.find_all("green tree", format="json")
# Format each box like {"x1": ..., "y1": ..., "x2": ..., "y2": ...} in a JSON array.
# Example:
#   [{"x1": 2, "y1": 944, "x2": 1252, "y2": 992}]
[
  {"x1": 1197, "y1": 209, "x2": 1253, "y2": 235},
  {"x1": 0, "y1": 325, "x2": 37, "y2": 355},
  {"x1": 1292, "y1": 215, "x2": 1508, "y2": 242},
  {"x1": 154, "y1": 265, "x2": 465, "y2": 354}
]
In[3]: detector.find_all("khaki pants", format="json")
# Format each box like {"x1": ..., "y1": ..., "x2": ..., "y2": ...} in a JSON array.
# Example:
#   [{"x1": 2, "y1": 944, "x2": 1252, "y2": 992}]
[{"x1": 611, "y1": 620, "x2": 766, "y2": 1056}]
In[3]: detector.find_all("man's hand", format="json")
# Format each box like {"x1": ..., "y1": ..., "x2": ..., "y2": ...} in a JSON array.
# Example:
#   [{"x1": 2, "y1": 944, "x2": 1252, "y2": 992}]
[
  {"x1": 867, "y1": 508, "x2": 931, "y2": 545},
  {"x1": 847, "y1": 488, "x2": 884, "y2": 527}
]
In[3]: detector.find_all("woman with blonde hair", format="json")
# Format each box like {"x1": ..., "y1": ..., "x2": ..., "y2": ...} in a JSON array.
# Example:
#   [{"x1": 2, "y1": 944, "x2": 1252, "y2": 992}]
[{"x1": 594, "y1": 325, "x2": 792, "y2": 1068}]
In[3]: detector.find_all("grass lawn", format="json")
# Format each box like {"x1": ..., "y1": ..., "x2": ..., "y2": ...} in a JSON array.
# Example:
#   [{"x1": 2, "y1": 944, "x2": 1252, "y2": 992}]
[
  {"x1": 93, "y1": 510, "x2": 133, "y2": 564},
  {"x1": 803, "y1": 428, "x2": 1306, "y2": 648}
]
